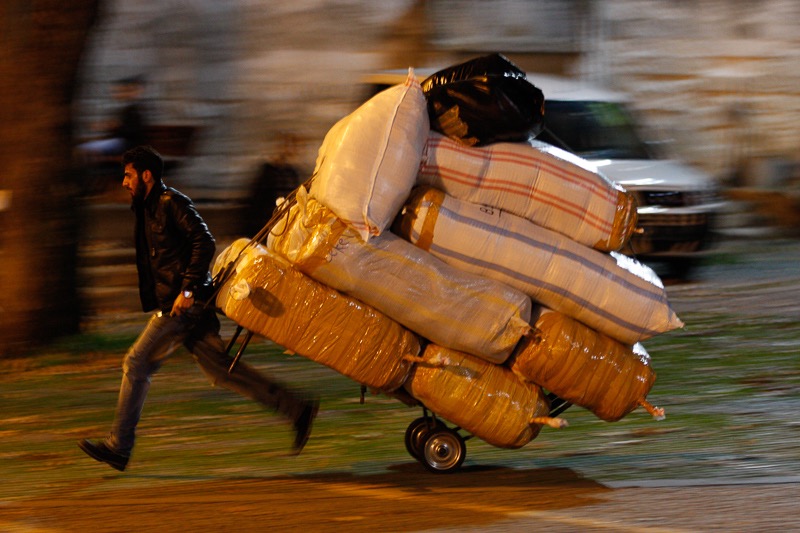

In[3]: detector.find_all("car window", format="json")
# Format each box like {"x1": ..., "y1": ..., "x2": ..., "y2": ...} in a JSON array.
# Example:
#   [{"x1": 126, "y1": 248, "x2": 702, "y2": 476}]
[{"x1": 537, "y1": 101, "x2": 652, "y2": 160}]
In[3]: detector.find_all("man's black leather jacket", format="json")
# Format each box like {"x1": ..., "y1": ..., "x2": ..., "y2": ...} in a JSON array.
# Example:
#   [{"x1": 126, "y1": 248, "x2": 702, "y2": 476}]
[{"x1": 134, "y1": 182, "x2": 215, "y2": 312}]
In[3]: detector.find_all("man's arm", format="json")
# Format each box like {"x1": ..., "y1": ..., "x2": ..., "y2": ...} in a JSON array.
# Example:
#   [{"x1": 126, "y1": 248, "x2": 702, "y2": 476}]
[{"x1": 166, "y1": 191, "x2": 215, "y2": 314}]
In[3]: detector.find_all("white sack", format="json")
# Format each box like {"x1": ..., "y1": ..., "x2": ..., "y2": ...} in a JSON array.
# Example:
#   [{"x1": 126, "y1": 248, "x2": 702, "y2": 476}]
[{"x1": 308, "y1": 68, "x2": 429, "y2": 241}]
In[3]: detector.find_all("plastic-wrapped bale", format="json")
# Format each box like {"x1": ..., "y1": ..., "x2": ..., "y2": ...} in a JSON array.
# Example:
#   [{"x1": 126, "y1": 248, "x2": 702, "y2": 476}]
[
  {"x1": 397, "y1": 187, "x2": 682, "y2": 345},
  {"x1": 308, "y1": 68, "x2": 429, "y2": 241},
  {"x1": 417, "y1": 132, "x2": 638, "y2": 252},
  {"x1": 404, "y1": 344, "x2": 566, "y2": 449},
  {"x1": 267, "y1": 188, "x2": 531, "y2": 364},
  {"x1": 509, "y1": 308, "x2": 665, "y2": 422},
  {"x1": 213, "y1": 238, "x2": 418, "y2": 392}
]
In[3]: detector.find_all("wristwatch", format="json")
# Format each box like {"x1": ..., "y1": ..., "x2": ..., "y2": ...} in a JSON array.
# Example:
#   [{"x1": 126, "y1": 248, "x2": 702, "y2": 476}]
[{"x1": 183, "y1": 290, "x2": 193, "y2": 299}]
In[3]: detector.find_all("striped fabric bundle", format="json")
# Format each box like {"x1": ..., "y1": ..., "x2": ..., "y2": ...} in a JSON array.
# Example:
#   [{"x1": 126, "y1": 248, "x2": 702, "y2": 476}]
[
  {"x1": 267, "y1": 189, "x2": 532, "y2": 364},
  {"x1": 404, "y1": 344, "x2": 562, "y2": 449},
  {"x1": 417, "y1": 132, "x2": 637, "y2": 251},
  {"x1": 214, "y1": 239, "x2": 418, "y2": 392},
  {"x1": 510, "y1": 309, "x2": 661, "y2": 422},
  {"x1": 397, "y1": 187, "x2": 683, "y2": 345}
]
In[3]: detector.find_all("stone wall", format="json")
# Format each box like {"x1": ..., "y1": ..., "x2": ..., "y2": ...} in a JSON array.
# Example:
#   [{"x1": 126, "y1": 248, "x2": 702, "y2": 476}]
[
  {"x1": 584, "y1": 0, "x2": 800, "y2": 186},
  {"x1": 75, "y1": 0, "x2": 800, "y2": 197}
]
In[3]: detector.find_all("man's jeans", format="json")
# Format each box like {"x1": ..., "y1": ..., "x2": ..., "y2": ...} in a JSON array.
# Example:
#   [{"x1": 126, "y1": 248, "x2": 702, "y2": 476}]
[{"x1": 107, "y1": 306, "x2": 306, "y2": 455}]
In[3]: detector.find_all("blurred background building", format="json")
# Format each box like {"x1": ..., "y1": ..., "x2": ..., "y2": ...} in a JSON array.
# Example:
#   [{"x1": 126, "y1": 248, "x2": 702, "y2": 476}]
[
  {"x1": 73, "y1": 0, "x2": 800, "y2": 200},
  {"x1": 3, "y1": 0, "x2": 799, "y2": 352}
]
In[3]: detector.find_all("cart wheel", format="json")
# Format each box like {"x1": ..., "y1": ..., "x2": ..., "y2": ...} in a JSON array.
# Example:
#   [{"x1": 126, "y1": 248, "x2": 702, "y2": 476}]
[
  {"x1": 422, "y1": 428, "x2": 466, "y2": 474},
  {"x1": 404, "y1": 417, "x2": 443, "y2": 460}
]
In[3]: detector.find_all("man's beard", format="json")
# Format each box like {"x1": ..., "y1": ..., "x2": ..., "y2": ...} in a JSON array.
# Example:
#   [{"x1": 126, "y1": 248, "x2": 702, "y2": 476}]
[{"x1": 131, "y1": 178, "x2": 146, "y2": 207}]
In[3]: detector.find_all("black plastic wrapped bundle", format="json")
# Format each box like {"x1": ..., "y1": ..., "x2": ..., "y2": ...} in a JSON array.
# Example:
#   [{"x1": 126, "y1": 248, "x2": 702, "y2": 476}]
[{"x1": 421, "y1": 53, "x2": 545, "y2": 147}]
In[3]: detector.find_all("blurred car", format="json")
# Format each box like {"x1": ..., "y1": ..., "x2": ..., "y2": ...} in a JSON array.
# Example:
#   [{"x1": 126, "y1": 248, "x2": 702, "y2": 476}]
[{"x1": 362, "y1": 69, "x2": 726, "y2": 279}]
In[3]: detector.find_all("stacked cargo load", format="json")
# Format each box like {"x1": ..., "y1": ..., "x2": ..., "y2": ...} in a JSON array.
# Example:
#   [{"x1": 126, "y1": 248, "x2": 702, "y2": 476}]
[
  {"x1": 267, "y1": 188, "x2": 532, "y2": 364},
  {"x1": 211, "y1": 55, "x2": 680, "y2": 472}
]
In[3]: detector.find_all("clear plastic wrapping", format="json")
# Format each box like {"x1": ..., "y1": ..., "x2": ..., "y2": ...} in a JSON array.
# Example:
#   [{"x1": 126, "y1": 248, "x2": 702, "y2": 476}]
[
  {"x1": 215, "y1": 239, "x2": 418, "y2": 392},
  {"x1": 510, "y1": 309, "x2": 661, "y2": 421},
  {"x1": 404, "y1": 344, "x2": 557, "y2": 448},
  {"x1": 268, "y1": 189, "x2": 532, "y2": 364}
]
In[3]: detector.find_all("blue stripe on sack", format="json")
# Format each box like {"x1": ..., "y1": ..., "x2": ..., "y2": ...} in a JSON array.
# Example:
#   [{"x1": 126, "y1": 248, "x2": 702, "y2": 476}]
[
  {"x1": 427, "y1": 241, "x2": 662, "y2": 339},
  {"x1": 438, "y1": 202, "x2": 665, "y2": 301},
  {"x1": 408, "y1": 201, "x2": 667, "y2": 339}
]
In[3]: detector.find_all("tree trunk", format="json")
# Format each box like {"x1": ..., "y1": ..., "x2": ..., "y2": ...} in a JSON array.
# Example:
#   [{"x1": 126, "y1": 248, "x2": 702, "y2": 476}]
[{"x1": 0, "y1": 0, "x2": 100, "y2": 356}]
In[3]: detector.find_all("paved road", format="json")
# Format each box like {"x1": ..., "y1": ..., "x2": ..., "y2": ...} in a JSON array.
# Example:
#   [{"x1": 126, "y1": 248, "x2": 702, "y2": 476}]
[
  {"x1": 665, "y1": 235, "x2": 800, "y2": 318},
  {"x1": 3, "y1": 236, "x2": 799, "y2": 532},
  {"x1": 1, "y1": 467, "x2": 798, "y2": 532}
]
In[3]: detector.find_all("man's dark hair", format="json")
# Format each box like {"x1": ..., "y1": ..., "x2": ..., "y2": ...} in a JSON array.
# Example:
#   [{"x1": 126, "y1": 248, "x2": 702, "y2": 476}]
[{"x1": 122, "y1": 145, "x2": 163, "y2": 183}]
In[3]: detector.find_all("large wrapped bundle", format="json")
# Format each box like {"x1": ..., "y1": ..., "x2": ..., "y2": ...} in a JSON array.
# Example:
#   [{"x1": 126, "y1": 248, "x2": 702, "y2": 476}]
[
  {"x1": 268, "y1": 188, "x2": 531, "y2": 364},
  {"x1": 404, "y1": 344, "x2": 564, "y2": 448},
  {"x1": 510, "y1": 309, "x2": 663, "y2": 422},
  {"x1": 397, "y1": 187, "x2": 682, "y2": 345},
  {"x1": 309, "y1": 68, "x2": 429, "y2": 241},
  {"x1": 420, "y1": 53, "x2": 545, "y2": 147},
  {"x1": 213, "y1": 239, "x2": 417, "y2": 392},
  {"x1": 417, "y1": 132, "x2": 637, "y2": 252}
]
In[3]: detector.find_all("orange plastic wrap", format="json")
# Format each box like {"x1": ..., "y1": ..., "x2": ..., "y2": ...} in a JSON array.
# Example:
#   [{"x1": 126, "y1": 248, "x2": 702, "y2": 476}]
[
  {"x1": 404, "y1": 344, "x2": 564, "y2": 449},
  {"x1": 510, "y1": 309, "x2": 661, "y2": 422},
  {"x1": 214, "y1": 239, "x2": 418, "y2": 392},
  {"x1": 268, "y1": 188, "x2": 532, "y2": 364}
]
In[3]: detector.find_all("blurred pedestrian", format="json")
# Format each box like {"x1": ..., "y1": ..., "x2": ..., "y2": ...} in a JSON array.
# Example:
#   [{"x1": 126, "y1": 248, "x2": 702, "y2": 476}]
[
  {"x1": 242, "y1": 133, "x2": 302, "y2": 236},
  {"x1": 78, "y1": 145, "x2": 318, "y2": 472},
  {"x1": 76, "y1": 76, "x2": 149, "y2": 194},
  {"x1": 77, "y1": 76, "x2": 149, "y2": 163}
]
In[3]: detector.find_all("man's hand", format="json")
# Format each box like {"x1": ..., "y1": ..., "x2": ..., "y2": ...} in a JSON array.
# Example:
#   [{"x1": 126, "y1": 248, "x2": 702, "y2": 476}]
[{"x1": 170, "y1": 292, "x2": 194, "y2": 316}]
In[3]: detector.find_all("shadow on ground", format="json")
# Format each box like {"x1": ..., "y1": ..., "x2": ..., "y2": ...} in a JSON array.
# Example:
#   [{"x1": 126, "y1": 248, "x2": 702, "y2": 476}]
[{"x1": 1, "y1": 465, "x2": 609, "y2": 532}]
